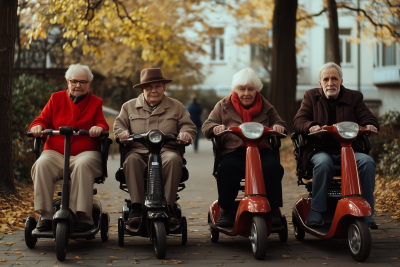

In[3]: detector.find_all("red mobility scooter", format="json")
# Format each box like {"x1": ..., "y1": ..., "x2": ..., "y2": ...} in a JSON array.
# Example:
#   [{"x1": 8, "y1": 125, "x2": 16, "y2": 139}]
[
  {"x1": 208, "y1": 122, "x2": 288, "y2": 260},
  {"x1": 291, "y1": 122, "x2": 377, "y2": 262}
]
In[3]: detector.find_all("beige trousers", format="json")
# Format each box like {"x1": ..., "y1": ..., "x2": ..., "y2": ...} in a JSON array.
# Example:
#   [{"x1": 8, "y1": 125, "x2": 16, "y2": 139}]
[
  {"x1": 123, "y1": 150, "x2": 182, "y2": 205},
  {"x1": 31, "y1": 150, "x2": 102, "y2": 223}
]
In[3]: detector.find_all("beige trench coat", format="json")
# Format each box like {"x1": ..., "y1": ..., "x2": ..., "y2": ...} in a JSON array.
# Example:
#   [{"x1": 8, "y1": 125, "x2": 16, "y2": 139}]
[{"x1": 113, "y1": 94, "x2": 197, "y2": 204}]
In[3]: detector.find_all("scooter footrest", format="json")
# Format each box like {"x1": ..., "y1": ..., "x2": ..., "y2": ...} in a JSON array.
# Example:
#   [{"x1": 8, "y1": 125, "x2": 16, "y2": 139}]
[
  {"x1": 270, "y1": 225, "x2": 285, "y2": 233},
  {"x1": 32, "y1": 229, "x2": 53, "y2": 238}
]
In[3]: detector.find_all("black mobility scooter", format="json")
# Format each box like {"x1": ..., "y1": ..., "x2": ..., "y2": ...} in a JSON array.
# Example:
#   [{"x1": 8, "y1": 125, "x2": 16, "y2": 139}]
[
  {"x1": 25, "y1": 127, "x2": 113, "y2": 261},
  {"x1": 115, "y1": 130, "x2": 189, "y2": 259}
]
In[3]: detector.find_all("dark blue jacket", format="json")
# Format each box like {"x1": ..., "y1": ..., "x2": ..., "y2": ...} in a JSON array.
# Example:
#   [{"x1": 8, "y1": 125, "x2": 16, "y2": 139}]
[{"x1": 186, "y1": 103, "x2": 203, "y2": 128}]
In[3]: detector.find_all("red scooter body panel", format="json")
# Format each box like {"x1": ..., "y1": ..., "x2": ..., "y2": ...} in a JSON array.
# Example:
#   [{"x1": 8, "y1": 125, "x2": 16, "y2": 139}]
[
  {"x1": 209, "y1": 197, "x2": 271, "y2": 237},
  {"x1": 245, "y1": 147, "x2": 267, "y2": 196},
  {"x1": 294, "y1": 197, "x2": 372, "y2": 239},
  {"x1": 341, "y1": 147, "x2": 362, "y2": 196}
]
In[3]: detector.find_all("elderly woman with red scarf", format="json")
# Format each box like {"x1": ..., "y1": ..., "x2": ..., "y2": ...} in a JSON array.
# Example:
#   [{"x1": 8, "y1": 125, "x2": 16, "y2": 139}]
[{"x1": 202, "y1": 68, "x2": 286, "y2": 227}]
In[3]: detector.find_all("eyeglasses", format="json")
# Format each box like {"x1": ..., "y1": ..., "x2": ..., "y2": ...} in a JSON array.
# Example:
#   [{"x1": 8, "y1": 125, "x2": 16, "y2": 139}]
[
  {"x1": 143, "y1": 85, "x2": 163, "y2": 91},
  {"x1": 69, "y1": 80, "x2": 89, "y2": 87}
]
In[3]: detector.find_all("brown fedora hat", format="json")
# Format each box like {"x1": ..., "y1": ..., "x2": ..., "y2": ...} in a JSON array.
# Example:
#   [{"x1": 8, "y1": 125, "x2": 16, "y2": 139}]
[{"x1": 132, "y1": 68, "x2": 172, "y2": 88}]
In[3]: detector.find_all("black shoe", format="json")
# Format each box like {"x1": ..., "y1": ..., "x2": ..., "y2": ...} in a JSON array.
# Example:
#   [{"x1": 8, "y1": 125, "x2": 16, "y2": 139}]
[
  {"x1": 74, "y1": 222, "x2": 94, "y2": 232},
  {"x1": 128, "y1": 203, "x2": 142, "y2": 227},
  {"x1": 216, "y1": 208, "x2": 236, "y2": 228},
  {"x1": 305, "y1": 210, "x2": 324, "y2": 226},
  {"x1": 168, "y1": 205, "x2": 179, "y2": 225},
  {"x1": 365, "y1": 216, "x2": 378, "y2": 229},
  {"x1": 36, "y1": 219, "x2": 52, "y2": 232},
  {"x1": 271, "y1": 208, "x2": 282, "y2": 227}
]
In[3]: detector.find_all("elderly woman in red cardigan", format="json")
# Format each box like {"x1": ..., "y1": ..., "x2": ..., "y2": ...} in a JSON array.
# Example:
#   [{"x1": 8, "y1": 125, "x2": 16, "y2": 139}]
[
  {"x1": 29, "y1": 64, "x2": 109, "y2": 232},
  {"x1": 202, "y1": 68, "x2": 286, "y2": 228}
]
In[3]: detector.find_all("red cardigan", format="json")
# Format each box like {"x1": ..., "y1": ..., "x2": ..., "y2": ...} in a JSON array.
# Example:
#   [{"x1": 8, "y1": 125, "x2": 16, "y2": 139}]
[{"x1": 30, "y1": 90, "x2": 109, "y2": 156}]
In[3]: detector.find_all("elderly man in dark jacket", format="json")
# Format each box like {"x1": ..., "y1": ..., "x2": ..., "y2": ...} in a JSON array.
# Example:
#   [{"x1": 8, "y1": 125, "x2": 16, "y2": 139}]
[{"x1": 293, "y1": 62, "x2": 379, "y2": 229}]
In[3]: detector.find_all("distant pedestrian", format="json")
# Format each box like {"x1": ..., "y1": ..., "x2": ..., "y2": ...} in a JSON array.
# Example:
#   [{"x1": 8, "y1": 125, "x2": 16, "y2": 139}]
[{"x1": 187, "y1": 96, "x2": 203, "y2": 152}]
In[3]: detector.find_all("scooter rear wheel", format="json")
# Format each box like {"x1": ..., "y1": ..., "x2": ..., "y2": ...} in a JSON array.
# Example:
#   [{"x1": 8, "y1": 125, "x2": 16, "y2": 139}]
[
  {"x1": 181, "y1": 216, "x2": 187, "y2": 246},
  {"x1": 278, "y1": 215, "x2": 288, "y2": 243},
  {"x1": 292, "y1": 212, "x2": 305, "y2": 241},
  {"x1": 152, "y1": 221, "x2": 167, "y2": 259},
  {"x1": 118, "y1": 217, "x2": 124, "y2": 246},
  {"x1": 55, "y1": 221, "x2": 69, "y2": 262},
  {"x1": 250, "y1": 216, "x2": 268, "y2": 260},
  {"x1": 25, "y1": 216, "x2": 37, "y2": 249},
  {"x1": 101, "y1": 212, "x2": 109, "y2": 242},
  {"x1": 208, "y1": 212, "x2": 219, "y2": 243},
  {"x1": 348, "y1": 218, "x2": 371, "y2": 262}
]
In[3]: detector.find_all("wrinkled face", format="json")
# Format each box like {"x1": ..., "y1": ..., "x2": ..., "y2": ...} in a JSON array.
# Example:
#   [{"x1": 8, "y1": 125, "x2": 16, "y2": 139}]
[
  {"x1": 141, "y1": 82, "x2": 166, "y2": 105},
  {"x1": 67, "y1": 71, "x2": 91, "y2": 97},
  {"x1": 236, "y1": 84, "x2": 257, "y2": 107},
  {"x1": 319, "y1": 67, "x2": 343, "y2": 99}
]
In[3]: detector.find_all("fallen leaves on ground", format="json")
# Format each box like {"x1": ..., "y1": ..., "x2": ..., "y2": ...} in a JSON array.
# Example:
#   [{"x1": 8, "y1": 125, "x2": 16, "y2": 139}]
[
  {"x1": 297, "y1": 257, "x2": 307, "y2": 262},
  {"x1": 374, "y1": 175, "x2": 400, "y2": 221},
  {"x1": 322, "y1": 256, "x2": 332, "y2": 260},
  {"x1": 161, "y1": 259, "x2": 184, "y2": 264},
  {"x1": 282, "y1": 255, "x2": 291, "y2": 258},
  {"x1": 0, "y1": 182, "x2": 38, "y2": 234},
  {"x1": 0, "y1": 259, "x2": 7, "y2": 262}
]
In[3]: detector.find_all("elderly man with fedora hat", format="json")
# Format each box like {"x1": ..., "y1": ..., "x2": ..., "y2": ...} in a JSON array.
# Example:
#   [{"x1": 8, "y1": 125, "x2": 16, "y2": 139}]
[{"x1": 114, "y1": 68, "x2": 197, "y2": 226}]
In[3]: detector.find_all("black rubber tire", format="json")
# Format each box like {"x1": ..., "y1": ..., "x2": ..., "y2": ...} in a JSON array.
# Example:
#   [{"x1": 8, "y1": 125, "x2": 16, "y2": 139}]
[
  {"x1": 25, "y1": 216, "x2": 37, "y2": 249},
  {"x1": 278, "y1": 215, "x2": 288, "y2": 243},
  {"x1": 118, "y1": 217, "x2": 124, "y2": 246},
  {"x1": 292, "y1": 211, "x2": 305, "y2": 241},
  {"x1": 348, "y1": 218, "x2": 371, "y2": 262},
  {"x1": 55, "y1": 221, "x2": 69, "y2": 262},
  {"x1": 152, "y1": 221, "x2": 167, "y2": 259},
  {"x1": 101, "y1": 212, "x2": 109, "y2": 242},
  {"x1": 208, "y1": 212, "x2": 219, "y2": 243},
  {"x1": 250, "y1": 216, "x2": 268, "y2": 260},
  {"x1": 181, "y1": 216, "x2": 187, "y2": 246}
]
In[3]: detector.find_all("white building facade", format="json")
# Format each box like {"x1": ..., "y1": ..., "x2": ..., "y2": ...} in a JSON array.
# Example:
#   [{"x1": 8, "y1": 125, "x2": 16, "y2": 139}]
[{"x1": 194, "y1": 0, "x2": 400, "y2": 116}]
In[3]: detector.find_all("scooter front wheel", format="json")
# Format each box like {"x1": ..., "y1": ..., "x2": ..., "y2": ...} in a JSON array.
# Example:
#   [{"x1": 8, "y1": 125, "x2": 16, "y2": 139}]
[
  {"x1": 250, "y1": 216, "x2": 268, "y2": 260},
  {"x1": 208, "y1": 212, "x2": 219, "y2": 243},
  {"x1": 101, "y1": 212, "x2": 110, "y2": 242},
  {"x1": 278, "y1": 215, "x2": 288, "y2": 243},
  {"x1": 25, "y1": 216, "x2": 37, "y2": 249},
  {"x1": 152, "y1": 221, "x2": 167, "y2": 259},
  {"x1": 348, "y1": 218, "x2": 371, "y2": 262},
  {"x1": 55, "y1": 221, "x2": 69, "y2": 262},
  {"x1": 292, "y1": 211, "x2": 305, "y2": 241}
]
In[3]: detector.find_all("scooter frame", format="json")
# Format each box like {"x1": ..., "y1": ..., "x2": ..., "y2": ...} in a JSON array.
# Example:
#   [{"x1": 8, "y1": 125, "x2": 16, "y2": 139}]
[
  {"x1": 115, "y1": 130, "x2": 189, "y2": 259},
  {"x1": 208, "y1": 122, "x2": 288, "y2": 260},
  {"x1": 25, "y1": 127, "x2": 112, "y2": 261},
  {"x1": 291, "y1": 123, "x2": 376, "y2": 262}
]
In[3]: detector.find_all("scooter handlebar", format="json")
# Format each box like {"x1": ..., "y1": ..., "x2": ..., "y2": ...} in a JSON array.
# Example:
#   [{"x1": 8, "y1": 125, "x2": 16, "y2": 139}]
[{"x1": 27, "y1": 129, "x2": 109, "y2": 138}]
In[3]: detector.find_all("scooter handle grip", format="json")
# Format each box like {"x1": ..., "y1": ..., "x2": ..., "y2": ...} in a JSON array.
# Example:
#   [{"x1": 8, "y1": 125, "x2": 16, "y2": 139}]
[
  {"x1": 78, "y1": 130, "x2": 109, "y2": 137},
  {"x1": 27, "y1": 132, "x2": 34, "y2": 137}
]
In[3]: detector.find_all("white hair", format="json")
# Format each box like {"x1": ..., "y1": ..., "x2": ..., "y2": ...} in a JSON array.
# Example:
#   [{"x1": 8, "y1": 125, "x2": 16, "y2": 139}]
[
  {"x1": 231, "y1": 68, "x2": 263, "y2": 92},
  {"x1": 65, "y1": 63, "x2": 94, "y2": 81},
  {"x1": 319, "y1": 62, "x2": 343, "y2": 81}
]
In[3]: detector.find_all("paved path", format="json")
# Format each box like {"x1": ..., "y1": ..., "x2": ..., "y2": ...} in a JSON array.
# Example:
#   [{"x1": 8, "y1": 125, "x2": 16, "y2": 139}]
[{"x1": 1, "y1": 139, "x2": 399, "y2": 266}]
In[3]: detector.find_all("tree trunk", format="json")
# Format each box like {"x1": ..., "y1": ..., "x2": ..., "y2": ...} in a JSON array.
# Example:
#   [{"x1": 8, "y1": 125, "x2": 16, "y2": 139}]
[
  {"x1": 0, "y1": 0, "x2": 20, "y2": 199},
  {"x1": 327, "y1": 0, "x2": 341, "y2": 66},
  {"x1": 269, "y1": 0, "x2": 298, "y2": 133}
]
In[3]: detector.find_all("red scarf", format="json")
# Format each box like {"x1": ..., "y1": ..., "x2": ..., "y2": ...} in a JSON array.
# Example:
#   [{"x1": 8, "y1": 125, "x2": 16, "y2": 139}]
[{"x1": 231, "y1": 91, "x2": 263, "y2": 122}]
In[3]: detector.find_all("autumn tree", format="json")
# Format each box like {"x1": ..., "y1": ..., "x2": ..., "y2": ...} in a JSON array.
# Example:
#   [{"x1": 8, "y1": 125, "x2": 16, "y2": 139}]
[{"x1": 0, "y1": 0, "x2": 20, "y2": 199}]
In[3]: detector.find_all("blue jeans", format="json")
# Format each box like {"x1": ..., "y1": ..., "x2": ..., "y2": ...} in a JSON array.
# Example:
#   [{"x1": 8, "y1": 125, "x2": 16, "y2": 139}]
[{"x1": 310, "y1": 151, "x2": 376, "y2": 215}]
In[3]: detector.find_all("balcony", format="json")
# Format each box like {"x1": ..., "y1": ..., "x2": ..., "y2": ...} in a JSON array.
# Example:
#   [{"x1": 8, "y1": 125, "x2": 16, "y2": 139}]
[{"x1": 373, "y1": 66, "x2": 400, "y2": 85}]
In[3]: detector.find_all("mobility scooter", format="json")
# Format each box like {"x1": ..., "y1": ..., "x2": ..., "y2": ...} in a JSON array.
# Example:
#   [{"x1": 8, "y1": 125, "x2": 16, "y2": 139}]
[
  {"x1": 25, "y1": 127, "x2": 113, "y2": 261},
  {"x1": 208, "y1": 122, "x2": 288, "y2": 260},
  {"x1": 115, "y1": 129, "x2": 189, "y2": 259},
  {"x1": 291, "y1": 122, "x2": 377, "y2": 262}
]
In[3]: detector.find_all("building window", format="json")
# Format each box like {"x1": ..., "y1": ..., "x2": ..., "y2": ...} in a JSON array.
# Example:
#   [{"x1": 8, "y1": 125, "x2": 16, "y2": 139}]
[
  {"x1": 210, "y1": 28, "x2": 225, "y2": 63},
  {"x1": 325, "y1": 28, "x2": 352, "y2": 65},
  {"x1": 382, "y1": 42, "x2": 396, "y2": 66}
]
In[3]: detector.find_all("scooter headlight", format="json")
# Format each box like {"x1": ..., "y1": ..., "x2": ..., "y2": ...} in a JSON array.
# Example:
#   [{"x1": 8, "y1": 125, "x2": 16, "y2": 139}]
[
  {"x1": 149, "y1": 130, "x2": 162, "y2": 143},
  {"x1": 240, "y1": 122, "x2": 264, "y2": 139},
  {"x1": 336, "y1": 122, "x2": 359, "y2": 139}
]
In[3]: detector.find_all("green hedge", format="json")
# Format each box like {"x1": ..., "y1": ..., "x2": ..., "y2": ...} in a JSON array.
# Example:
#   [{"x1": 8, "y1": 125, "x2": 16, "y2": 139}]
[{"x1": 12, "y1": 75, "x2": 59, "y2": 181}]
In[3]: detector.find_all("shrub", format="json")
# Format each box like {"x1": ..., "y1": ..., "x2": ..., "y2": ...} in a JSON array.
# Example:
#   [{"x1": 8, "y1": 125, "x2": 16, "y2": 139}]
[{"x1": 12, "y1": 75, "x2": 59, "y2": 181}]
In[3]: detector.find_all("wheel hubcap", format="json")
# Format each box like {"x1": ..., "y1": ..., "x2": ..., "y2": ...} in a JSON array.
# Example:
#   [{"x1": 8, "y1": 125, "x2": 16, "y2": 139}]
[
  {"x1": 250, "y1": 222, "x2": 258, "y2": 253},
  {"x1": 348, "y1": 224, "x2": 361, "y2": 254}
]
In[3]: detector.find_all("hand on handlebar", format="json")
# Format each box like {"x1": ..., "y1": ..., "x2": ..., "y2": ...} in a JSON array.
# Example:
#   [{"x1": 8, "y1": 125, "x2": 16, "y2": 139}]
[
  {"x1": 309, "y1": 125, "x2": 326, "y2": 137},
  {"x1": 365, "y1": 125, "x2": 378, "y2": 135},
  {"x1": 272, "y1": 124, "x2": 285, "y2": 136},
  {"x1": 118, "y1": 130, "x2": 131, "y2": 143},
  {"x1": 177, "y1": 132, "x2": 191, "y2": 144},
  {"x1": 31, "y1": 125, "x2": 43, "y2": 137},
  {"x1": 213, "y1": 125, "x2": 226, "y2": 135},
  {"x1": 89, "y1": 126, "x2": 104, "y2": 138}
]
